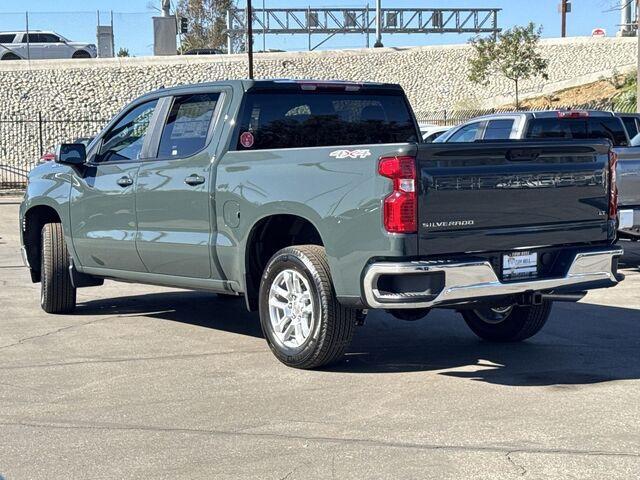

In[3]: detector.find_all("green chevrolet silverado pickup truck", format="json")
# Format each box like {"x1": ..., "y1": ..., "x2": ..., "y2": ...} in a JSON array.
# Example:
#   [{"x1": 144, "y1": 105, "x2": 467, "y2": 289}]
[{"x1": 20, "y1": 79, "x2": 623, "y2": 369}]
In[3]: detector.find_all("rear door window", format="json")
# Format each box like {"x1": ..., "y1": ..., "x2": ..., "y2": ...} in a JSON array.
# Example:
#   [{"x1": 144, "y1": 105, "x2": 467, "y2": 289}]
[
  {"x1": 235, "y1": 90, "x2": 417, "y2": 150},
  {"x1": 25, "y1": 33, "x2": 60, "y2": 43},
  {"x1": 447, "y1": 122, "x2": 482, "y2": 142},
  {"x1": 157, "y1": 92, "x2": 220, "y2": 158},
  {"x1": 483, "y1": 119, "x2": 514, "y2": 140}
]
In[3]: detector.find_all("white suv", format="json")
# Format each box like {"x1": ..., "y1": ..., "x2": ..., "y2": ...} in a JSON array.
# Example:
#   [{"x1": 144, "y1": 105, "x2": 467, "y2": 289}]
[{"x1": 0, "y1": 31, "x2": 97, "y2": 60}]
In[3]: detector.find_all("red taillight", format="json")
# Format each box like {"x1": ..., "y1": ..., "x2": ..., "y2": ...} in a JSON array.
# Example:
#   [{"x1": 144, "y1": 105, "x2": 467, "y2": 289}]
[
  {"x1": 609, "y1": 151, "x2": 618, "y2": 219},
  {"x1": 378, "y1": 155, "x2": 417, "y2": 233},
  {"x1": 557, "y1": 110, "x2": 589, "y2": 119},
  {"x1": 40, "y1": 152, "x2": 55, "y2": 162}
]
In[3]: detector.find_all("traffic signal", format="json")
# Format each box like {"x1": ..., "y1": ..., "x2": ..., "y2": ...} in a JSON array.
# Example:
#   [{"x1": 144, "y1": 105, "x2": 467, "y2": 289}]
[{"x1": 180, "y1": 17, "x2": 188, "y2": 34}]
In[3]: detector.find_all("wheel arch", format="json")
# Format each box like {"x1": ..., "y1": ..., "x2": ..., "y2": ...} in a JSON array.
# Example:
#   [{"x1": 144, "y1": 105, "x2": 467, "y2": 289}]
[
  {"x1": 72, "y1": 49, "x2": 91, "y2": 58},
  {"x1": 22, "y1": 204, "x2": 63, "y2": 282},
  {"x1": 1, "y1": 52, "x2": 21, "y2": 60},
  {"x1": 243, "y1": 213, "x2": 325, "y2": 311}
]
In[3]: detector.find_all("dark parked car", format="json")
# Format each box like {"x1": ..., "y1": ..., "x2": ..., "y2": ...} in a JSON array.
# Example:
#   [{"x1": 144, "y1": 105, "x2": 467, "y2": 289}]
[{"x1": 435, "y1": 110, "x2": 640, "y2": 237}]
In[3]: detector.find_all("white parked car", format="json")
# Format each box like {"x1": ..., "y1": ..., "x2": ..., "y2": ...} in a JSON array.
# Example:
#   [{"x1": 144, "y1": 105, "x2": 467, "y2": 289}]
[
  {"x1": 418, "y1": 123, "x2": 452, "y2": 143},
  {"x1": 0, "y1": 31, "x2": 97, "y2": 60}
]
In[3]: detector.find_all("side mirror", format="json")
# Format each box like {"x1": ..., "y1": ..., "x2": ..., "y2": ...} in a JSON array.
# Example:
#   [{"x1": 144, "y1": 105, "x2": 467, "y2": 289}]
[{"x1": 55, "y1": 143, "x2": 86, "y2": 166}]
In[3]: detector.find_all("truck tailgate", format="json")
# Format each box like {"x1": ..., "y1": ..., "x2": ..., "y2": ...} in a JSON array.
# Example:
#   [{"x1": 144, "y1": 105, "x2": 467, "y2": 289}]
[{"x1": 417, "y1": 141, "x2": 612, "y2": 256}]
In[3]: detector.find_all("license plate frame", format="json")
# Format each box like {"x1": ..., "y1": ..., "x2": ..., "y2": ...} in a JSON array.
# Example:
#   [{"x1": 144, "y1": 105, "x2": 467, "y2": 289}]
[{"x1": 502, "y1": 251, "x2": 538, "y2": 281}]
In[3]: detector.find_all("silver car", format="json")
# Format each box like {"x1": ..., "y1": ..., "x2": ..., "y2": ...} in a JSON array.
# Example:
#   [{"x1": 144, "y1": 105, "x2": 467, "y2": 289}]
[{"x1": 0, "y1": 31, "x2": 97, "y2": 60}]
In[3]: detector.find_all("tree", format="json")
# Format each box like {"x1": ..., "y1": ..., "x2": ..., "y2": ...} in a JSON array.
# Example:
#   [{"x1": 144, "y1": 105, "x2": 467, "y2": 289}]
[
  {"x1": 176, "y1": 0, "x2": 236, "y2": 53},
  {"x1": 117, "y1": 47, "x2": 130, "y2": 58},
  {"x1": 468, "y1": 23, "x2": 549, "y2": 108}
]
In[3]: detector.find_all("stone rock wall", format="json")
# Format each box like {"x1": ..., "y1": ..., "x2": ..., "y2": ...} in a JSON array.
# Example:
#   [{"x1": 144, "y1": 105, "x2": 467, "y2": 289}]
[{"x1": 0, "y1": 36, "x2": 636, "y2": 167}]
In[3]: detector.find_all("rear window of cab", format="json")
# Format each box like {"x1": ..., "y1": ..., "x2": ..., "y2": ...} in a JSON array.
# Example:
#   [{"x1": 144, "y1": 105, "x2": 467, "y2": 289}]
[
  {"x1": 525, "y1": 117, "x2": 629, "y2": 146},
  {"x1": 234, "y1": 90, "x2": 418, "y2": 150}
]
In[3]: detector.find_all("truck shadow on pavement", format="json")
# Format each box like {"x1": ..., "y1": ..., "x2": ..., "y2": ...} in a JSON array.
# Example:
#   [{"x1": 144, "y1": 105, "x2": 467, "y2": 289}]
[
  {"x1": 76, "y1": 291, "x2": 264, "y2": 339},
  {"x1": 78, "y1": 290, "x2": 640, "y2": 387},
  {"x1": 334, "y1": 302, "x2": 640, "y2": 386}
]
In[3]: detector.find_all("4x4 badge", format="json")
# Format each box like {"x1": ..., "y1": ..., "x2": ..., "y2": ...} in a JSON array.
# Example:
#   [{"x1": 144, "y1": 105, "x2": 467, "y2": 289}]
[{"x1": 329, "y1": 149, "x2": 372, "y2": 159}]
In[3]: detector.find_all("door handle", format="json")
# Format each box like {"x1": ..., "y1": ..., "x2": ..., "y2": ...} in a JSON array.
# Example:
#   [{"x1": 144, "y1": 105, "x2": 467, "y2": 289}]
[
  {"x1": 116, "y1": 176, "x2": 133, "y2": 187},
  {"x1": 185, "y1": 174, "x2": 205, "y2": 186}
]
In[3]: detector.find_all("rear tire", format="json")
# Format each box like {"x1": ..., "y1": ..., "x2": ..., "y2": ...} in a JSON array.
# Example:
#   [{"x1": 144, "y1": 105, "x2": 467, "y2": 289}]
[
  {"x1": 1, "y1": 53, "x2": 20, "y2": 60},
  {"x1": 461, "y1": 301, "x2": 552, "y2": 342},
  {"x1": 40, "y1": 223, "x2": 76, "y2": 314},
  {"x1": 259, "y1": 245, "x2": 356, "y2": 369}
]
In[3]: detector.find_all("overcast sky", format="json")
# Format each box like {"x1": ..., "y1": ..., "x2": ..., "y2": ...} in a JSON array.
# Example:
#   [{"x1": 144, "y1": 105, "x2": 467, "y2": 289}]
[{"x1": 0, "y1": 0, "x2": 629, "y2": 56}]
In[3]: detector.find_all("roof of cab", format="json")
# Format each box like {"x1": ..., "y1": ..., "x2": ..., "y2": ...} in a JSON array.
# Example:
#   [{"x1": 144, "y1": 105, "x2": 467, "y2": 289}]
[{"x1": 135, "y1": 79, "x2": 404, "y2": 101}]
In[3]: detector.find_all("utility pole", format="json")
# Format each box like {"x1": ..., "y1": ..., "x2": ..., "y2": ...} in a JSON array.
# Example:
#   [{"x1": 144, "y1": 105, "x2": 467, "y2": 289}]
[
  {"x1": 560, "y1": 0, "x2": 567, "y2": 37},
  {"x1": 247, "y1": 0, "x2": 254, "y2": 79}
]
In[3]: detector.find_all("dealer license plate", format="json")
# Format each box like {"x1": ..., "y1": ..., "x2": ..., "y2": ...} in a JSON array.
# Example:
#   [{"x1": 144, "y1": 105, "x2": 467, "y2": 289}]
[{"x1": 502, "y1": 251, "x2": 538, "y2": 280}]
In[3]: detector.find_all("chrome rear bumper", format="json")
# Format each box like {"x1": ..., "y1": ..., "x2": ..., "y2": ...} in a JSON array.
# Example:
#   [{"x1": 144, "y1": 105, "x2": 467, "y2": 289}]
[{"x1": 363, "y1": 247, "x2": 623, "y2": 309}]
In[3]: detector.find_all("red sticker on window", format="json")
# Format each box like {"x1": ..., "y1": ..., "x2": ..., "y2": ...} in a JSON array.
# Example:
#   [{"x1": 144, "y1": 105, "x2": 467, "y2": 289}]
[{"x1": 240, "y1": 131, "x2": 255, "y2": 148}]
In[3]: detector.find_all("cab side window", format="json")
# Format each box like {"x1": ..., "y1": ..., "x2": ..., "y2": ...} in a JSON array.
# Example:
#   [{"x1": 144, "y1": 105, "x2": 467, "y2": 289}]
[
  {"x1": 448, "y1": 122, "x2": 482, "y2": 142},
  {"x1": 157, "y1": 93, "x2": 220, "y2": 158},
  {"x1": 96, "y1": 100, "x2": 158, "y2": 162}
]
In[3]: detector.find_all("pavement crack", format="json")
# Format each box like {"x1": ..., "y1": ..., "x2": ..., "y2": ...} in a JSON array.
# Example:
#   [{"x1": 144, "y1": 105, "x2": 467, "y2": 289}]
[
  {"x1": 0, "y1": 315, "x2": 122, "y2": 351},
  {"x1": 0, "y1": 418, "x2": 639, "y2": 461},
  {"x1": 506, "y1": 451, "x2": 527, "y2": 476},
  {"x1": 0, "y1": 349, "x2": 265, "y2": 370}
]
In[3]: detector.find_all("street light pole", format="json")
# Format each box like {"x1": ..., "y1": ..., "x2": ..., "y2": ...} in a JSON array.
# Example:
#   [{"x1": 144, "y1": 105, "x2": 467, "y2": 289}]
[
  {"x1": 247, "y1": 0, "x2": 254, "y2": 79},
  {"x1": 560, "y1": 0, "x2": 567, "y2": 37}
]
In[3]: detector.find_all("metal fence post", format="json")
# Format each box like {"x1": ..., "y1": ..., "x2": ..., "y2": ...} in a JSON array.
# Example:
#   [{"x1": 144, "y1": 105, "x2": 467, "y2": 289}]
[
  {"x1": 38, "y1": 112, "x2": 44, "y2": 157},
  {"x1": 25, "y1": 12, "x2": 31, "y2": 61}
]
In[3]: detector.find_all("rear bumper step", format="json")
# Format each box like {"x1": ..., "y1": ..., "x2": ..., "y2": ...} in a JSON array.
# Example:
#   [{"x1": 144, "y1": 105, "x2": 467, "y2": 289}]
[{"x1": 363, "y1": 247, "x2": 623, "y2": 309}]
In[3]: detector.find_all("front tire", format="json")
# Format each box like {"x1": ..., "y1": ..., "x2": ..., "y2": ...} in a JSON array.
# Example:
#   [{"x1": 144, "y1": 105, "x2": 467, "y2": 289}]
[
  {"x1": 259, "y1": 245, "x2": 355, "y2": 369},
  {"x1": 40, "y1": 223, "x2": 76, "y2": 314},
  {"x1": 461, "y1": 301, "x2": 552, "y2": 342}
]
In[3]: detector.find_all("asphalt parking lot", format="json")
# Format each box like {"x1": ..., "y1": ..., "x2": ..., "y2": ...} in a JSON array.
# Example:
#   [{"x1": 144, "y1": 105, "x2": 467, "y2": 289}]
[{"x1": 0, "y1": 197, "x2": 639, "y2": 479}]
